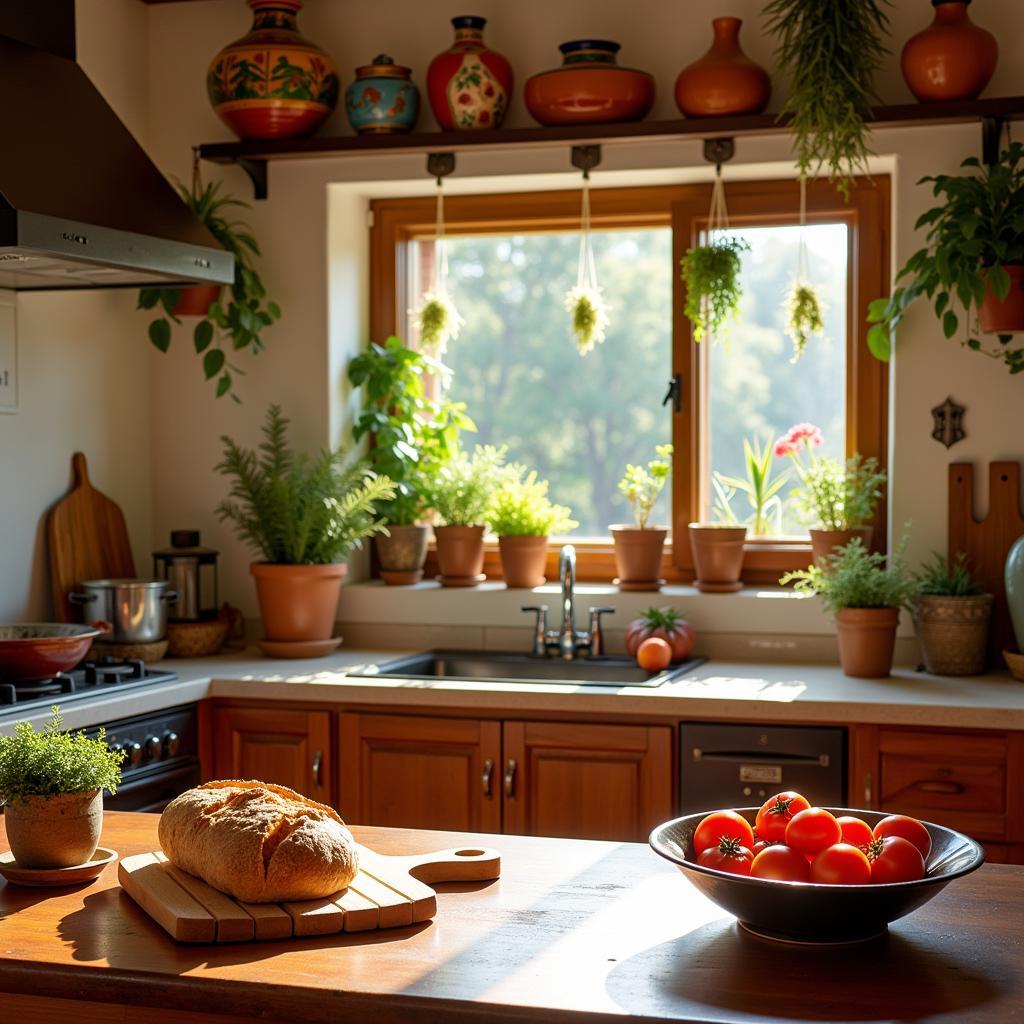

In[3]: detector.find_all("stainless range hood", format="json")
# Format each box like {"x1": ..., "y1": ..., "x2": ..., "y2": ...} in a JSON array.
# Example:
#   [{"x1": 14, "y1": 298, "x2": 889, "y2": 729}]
[{"x1": 0, "y1": 27, "x2": 234, "y2": 291}]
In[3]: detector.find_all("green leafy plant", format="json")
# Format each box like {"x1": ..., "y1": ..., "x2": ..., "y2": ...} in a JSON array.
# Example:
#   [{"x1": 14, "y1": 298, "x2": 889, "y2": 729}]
[
  {"x1": 714, "y1": 434, "x2": 791, "y2": 537},
  {"x1": 618, "y1": 444, "x2": 672, "y2": 529},
  {"x1": 867, "y1": 144, "x2": 1024, "y2": 375},
  {"x1": 138, "y1": 180, "x2": 281, "y2": 400},
  {"x1": 215, "y1": 404, "x2": 394, "y2": 564},
  {"x1": 487, "y1": 468, "x2": 577, "y2": 538},
  {"x1": 710, "y1": 474, "x2": 739, "y2": 526},
  {"x1": 916, "y1": 551, "x2": 985, "y2": 597},
  {"x1": 680, "y1": 238, "x2": 748, "y2": 342},
  {"x1": 348, "y1": 336, "x2": 475, "y2": 525},
  {"x1": 429, "y1": 444, "x2": 508, "y2": 527},
  {"x1": 415, "y1": 292, "x2": 464, "y2": 356},
  {"x1": 785, "y1": 282, "x2": 825, "y2": 361},
  {"x1": 0, "y1": 708, "x2": 124, "y2": 804},
  {"x1": 765, "y1": 0, "x2": 891, "y2": 198},
  {"x1": 565, "y1": 285, "x2": 610, "y2": 355}
]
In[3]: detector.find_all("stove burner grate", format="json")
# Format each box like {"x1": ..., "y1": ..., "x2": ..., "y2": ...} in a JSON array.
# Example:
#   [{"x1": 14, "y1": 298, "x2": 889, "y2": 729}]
[{"x1": 0, "y1": 672, "x2": 76, "y2": 706}]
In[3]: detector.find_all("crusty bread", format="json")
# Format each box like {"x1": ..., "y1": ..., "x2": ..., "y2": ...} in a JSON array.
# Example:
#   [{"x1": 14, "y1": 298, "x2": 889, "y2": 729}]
[{"x1": 158, "y1": 780, "x2": 359, "y2": 903}]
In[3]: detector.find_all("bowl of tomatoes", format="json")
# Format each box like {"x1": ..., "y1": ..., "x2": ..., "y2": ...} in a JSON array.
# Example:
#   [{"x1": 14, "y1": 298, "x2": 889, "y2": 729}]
[{"x1": 649, "y1": 792, "x2": 984, "y2": 944}]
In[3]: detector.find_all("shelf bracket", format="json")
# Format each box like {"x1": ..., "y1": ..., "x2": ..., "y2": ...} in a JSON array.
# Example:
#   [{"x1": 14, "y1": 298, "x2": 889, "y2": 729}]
[
  {"x1": 427, "y1": 152, "x2": 456, "y2": 184},
  {"x1": 982, "y1": 116, "x2": 1005, "y2": 167},
  {"x1": 238, "y1": 158, "x2": 268, "y2": 200},
  {"x1": 703, "y1": 137, "x2": 735, "y2": 173},
  {"x1": 571, "y1": 144, "x2": 602, "y2": 179}
]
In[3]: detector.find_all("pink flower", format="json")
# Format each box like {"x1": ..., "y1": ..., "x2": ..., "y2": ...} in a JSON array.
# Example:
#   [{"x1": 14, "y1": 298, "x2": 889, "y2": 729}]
[
  {"x1": 784, "y1": 422, "x2": 824, "y2": 448},
  {"x1": 774, "y1": 438, "x2": 796, "y2": 458}
]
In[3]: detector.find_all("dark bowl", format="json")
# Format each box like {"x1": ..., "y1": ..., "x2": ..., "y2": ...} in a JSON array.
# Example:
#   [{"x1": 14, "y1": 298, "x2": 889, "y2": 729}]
[
  {"x1": 0, "y1": 623, "x2": 103, "y2": 681},
  {"x1": 650, "y1": 807, "x2": 984, "y2": 943}
]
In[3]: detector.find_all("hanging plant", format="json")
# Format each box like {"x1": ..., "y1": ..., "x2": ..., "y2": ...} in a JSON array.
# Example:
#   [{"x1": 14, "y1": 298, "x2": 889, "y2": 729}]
[
  {"x1": 765, "y1": 0, "x2": 891, "y2": 198},
  {"x1": 564, "y1": 171, "x2": 611, "y2": 356},
  {"x1": 413, "y1": 178, "x2": 463, "y2": 357},
  {"x1": 785, "y1": 282, "x2": 825, "y2": 361},
  {"x1": 681, "y1": 237, "x2": 747, "y2": 343}
]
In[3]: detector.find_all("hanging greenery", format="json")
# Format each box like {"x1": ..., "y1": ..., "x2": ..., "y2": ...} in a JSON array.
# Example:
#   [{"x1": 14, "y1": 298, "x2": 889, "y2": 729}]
[
  {"x1": 413, "y1": 179, "x2": 463, "y2": 356},
  {"x1": 565, "y1": 172, "x2": 610, "y2": 355},
  {"x1": 785, "y1": 282, "x2": 825, "y2": 361},
  {"x1": 681, "y1": 237, "x2": 747, "y2": 343}
]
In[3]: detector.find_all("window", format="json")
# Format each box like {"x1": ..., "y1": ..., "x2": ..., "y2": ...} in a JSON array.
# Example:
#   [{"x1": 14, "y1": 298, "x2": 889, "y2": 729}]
[{"x1": 369, "y1": 179, "x2": 888, "y2": 583}]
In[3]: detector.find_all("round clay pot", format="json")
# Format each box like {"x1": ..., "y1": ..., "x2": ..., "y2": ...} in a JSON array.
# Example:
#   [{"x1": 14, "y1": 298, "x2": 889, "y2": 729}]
[
  {"x1": 525, "y1": 40, "x2": 654, "y2": 126},
  {"x1": 173, "y1": 285, "x2": 221, "y2": 317},
  {"x1": 913, "y1": 594, "x2": 993, "y2": 675},
  {"x1": 433, "y1": 525, "x2": 486, "y2": 584},
  {"x1": 498, "y1": 535, "x2": 549, "y2": 588},
  {"x1": 250, "y1": 562, "x2": 346, "y2": 642},
  {"x1": 610, "y1": 526, "x2": 667, "y2": 589},
  {"x1": 207, "y1": 0, "x2": 339, "y2": 141},
  {"x1": 345, "y1": 54, "x2": 420, "y2": 135},
  {"x1": 809, "y1": 526, "x2": 874, "y2": 565},
  {"x1": 674, "y1": 17, "x2": 770, "y2": 118},
  {"x1": 979, "y1": 265, "x2": 1024, "y2": 334},
  {"x1": 687, "y1": 524, "x2": 747, "y2": 592},
  {"x1": 376, "y1": 525, "x2": 429, "y2": 585},
  {"x1": 901, "y1": 0, "x2": 997, "y2": 103},
  {"x1": 835, "y1": 607, "x2": 900, "y2": 678},
  {"x1": 5, "y1": 789, "x2": 103, "y2": 869}
]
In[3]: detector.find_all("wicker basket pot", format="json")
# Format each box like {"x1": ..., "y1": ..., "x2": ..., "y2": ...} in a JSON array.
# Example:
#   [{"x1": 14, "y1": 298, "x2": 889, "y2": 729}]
[{"x1": 913, "y1": 594, "x2": 994, "y2": 676}]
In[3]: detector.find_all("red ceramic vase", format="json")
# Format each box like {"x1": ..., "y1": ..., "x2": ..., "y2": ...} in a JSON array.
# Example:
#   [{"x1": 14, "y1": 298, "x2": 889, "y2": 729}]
[
  {"x1": 901, "y1": 0, "x2": 997, "y2": 103},
  {"x1": 427, "y1": 15, "x2": 513, "y2": 131},
  {"x1": 207, "y1": 0, "x2": 339, "y2": 141},
  {"x1": 674, "y1": 17, "x2": 770, "y2": 118}
]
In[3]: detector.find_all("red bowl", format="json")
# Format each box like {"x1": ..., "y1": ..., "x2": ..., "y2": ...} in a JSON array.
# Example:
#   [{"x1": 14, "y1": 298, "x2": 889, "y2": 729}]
[{"x1": 0, "y1": 623, "x2": 104, "y2": 681}]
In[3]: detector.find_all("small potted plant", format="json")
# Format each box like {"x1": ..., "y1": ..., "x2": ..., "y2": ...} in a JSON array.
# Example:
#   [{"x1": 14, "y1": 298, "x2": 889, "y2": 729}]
[
  {"x1": 0, "y1": 708, "x2": 123, "y2": 869},
  {"x1": 688, "y1": 475, "x2": 748, "y2": 593},
  {"x1": 782, "y1": 537, "x2": 919, "y2": 678},
  {"x1": 713, "y1": 433, "x2": 790, "y2": 538},
  {"x1": 680, "y1": 238, "x2": 748, "y2": 343},
  {"x1": 216, "y1": 404, "x2": 394, "y2": 652},
  {"x1": 488, "y1": 468, "x2": 577, "y2": 588},
  {"x1": 429, "y1": 445, "x2": 508, "y2": 586},
  {"x1": 913, "y1": 552, "x2": 994, "y2": 676},
  {"x1": 612, "y1": 444, "x2": 672, "y2": 591}
]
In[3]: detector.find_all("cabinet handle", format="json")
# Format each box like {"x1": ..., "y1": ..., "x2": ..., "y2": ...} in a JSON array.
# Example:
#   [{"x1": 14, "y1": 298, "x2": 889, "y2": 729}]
[
  {"x1": 312, "y1": 750, "x2": 323, "y2": 788},
  {"x1": 481, "y1": 758, "x2": 494, "y2": 798},
  {"x1": 917, "y1": 780, "x2": 965, "y2": 795},
  {"x1": 504, "y1": 758, "x2": 517, "y2": 798},
  {"x1": 864, "y1": 771, "x2": 873, "y2": 808}
]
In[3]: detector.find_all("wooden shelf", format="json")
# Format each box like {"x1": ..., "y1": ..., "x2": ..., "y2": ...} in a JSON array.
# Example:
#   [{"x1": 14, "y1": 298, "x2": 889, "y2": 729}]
[{"x1": 198, "y1": 96, "x2": 1024, "y2": 198}]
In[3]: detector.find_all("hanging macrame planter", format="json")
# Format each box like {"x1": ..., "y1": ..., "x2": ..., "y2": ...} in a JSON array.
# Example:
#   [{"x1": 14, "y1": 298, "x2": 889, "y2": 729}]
[
  {"x1": 784, "y1": 175, "x2": 826, "y2": 362},
  {"x1": 564, "y1": 168, "x2": 610, "y2": 356},
  {"x1": 414, "y1": 175, "x2": 463, "y2": 356}
]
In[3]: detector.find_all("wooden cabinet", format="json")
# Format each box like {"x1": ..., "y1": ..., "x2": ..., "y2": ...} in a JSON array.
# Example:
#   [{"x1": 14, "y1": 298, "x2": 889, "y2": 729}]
[{"x1": 211, "y1": 706, "x2": 332, "y2": 806}]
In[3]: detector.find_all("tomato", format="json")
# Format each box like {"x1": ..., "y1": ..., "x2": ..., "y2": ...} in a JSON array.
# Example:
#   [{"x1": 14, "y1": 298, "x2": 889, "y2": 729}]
[
  {"x1": 752, "y1": 839, "x2": 774, "y2": 855},
  {"x1": 810, "y1": 843, "x2": 872, "y2": 885},
  {"x1": 868, "y1": 835, "x2": 926, "y2": 883},
  {"x1": 750, "y1": 844, "x2": 811, "y2": 882},
  {"x1": 873, "y1": 814, "x2": 931, "y2": 861},
  {"x1": 836, "y1": 815, "x2": 874, "y2": 849},
  {"x1": 624, "y1": 607, "x2": 696, "y2": 663},
  {"x1": 696, "y1": 836, "x2": 753, "y2": 876},
  {"x1": 755, "y1": 791, "x2": 811, "y2": 842},
  {"x1": 636, "y1": 637, "x2": 672, "y2": 672},
  {"x1": 785, "y1": 807, "x2": 842, "y2": 858},
  {"x1": 693, "y1": 809, "x2": 756, "y2": 857}
]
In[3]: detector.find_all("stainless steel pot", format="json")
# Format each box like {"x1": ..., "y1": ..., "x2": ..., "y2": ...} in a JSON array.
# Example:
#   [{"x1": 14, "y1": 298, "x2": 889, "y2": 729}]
[{"x1": 69, "y1": 579, "x2": 178, "y2": 643}]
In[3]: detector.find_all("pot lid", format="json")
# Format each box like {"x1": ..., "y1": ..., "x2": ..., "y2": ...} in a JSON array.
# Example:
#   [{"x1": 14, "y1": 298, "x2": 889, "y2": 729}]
[{"x1": 353, "y1": 53, "x2": 412, "y2": 79}]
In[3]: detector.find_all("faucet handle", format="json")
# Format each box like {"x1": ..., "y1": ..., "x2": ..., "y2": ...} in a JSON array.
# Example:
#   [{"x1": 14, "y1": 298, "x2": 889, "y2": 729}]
[
  {"x1": 522, "y1": 605, "x2": 549, "y2": 657},
  {"x1": 587, "y1": 606, "x2": 616, "y2": 657}
]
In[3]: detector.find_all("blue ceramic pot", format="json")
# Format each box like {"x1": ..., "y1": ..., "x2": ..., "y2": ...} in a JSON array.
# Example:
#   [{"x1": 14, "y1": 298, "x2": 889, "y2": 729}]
[
  {"x1": 345, "y1": 54, "x2": 420, "y2": 134},
  {"x1": 1005, "y1": 534, "x2": 1024, "y2": 651}
]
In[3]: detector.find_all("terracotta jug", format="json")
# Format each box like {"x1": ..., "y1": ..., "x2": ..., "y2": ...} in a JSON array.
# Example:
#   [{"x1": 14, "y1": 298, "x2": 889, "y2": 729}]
[
  {"x1": 675, "y1": 17, "x2": 770, "y2": 118},
  {"x1": 901, "y1": 0, "x2": 997, "y2": 103}
]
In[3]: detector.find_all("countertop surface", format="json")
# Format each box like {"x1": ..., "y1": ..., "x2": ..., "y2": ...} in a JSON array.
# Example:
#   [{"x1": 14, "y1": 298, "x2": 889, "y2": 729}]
[{"x1": 1, "y1": 812, "x2": 1021, "y2": 1024}]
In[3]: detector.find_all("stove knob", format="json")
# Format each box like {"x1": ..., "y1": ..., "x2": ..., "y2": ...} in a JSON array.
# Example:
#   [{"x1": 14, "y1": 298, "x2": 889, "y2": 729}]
[
  {"x1": 163, "y1": 731, "x2": 180, "y2": 757},
  {"x1": 144, "y1": 735, "x2": 163, "y2": 761},
  {"x1": 122, "y1": 741, "x2": 142, "y2": 768}
]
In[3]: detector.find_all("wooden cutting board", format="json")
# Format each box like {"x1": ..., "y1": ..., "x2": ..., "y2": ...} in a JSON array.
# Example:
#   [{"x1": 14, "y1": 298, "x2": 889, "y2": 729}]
[
  {"x1": 118, "y1": 843, "x2": 501, "y2": 943},
  {"x1": 47, "y1": 452, "x2": 136, "y2": 622}
]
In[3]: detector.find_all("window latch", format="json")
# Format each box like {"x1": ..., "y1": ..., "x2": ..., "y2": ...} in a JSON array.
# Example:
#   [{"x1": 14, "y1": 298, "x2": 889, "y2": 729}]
[{"x1": 662, "y1": 374, "x2": 682, "y2": 414}]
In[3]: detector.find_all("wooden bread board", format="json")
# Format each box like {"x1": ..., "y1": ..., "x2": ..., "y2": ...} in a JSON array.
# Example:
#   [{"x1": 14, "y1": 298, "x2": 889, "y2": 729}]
[{"x1": 118, "y1": 843, "x2": 500, "y2": 943}]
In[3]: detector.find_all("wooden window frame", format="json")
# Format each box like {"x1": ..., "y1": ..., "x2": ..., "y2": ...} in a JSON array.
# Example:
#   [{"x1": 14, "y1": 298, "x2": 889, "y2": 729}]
[{"x1": 368, "y1": 178, "x2": 889, "y2": 585}]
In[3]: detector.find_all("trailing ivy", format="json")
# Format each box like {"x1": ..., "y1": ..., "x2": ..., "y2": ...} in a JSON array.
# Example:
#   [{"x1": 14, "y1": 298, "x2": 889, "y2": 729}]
[{"x1": 680, "y1": 238, "x2": 748, "y2": 343}]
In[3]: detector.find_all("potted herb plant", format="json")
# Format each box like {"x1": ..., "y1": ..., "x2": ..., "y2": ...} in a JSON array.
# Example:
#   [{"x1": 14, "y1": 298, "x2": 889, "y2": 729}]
[
  {"x1": 782, "y1": 537, "x2": 919, "y2": 678},
  {"x1": 138, "y1": 180, "x2": 281, "y2": 400},
  {"x1": 429, "y1": 445, "x2": 508, "y2": 586},
  {"x1": 913, "y1": 552, "x2": 993, "y2": 676},
  {"x1": 487, "y1": 468, "x2": 577, "y2": 588},
  {"x1": 867, "y1": 143, "x2": 1024, "y2": 376},
  {"x1": 680, "y1": 238, "x2": 748, "y2": 343},
  {"x1": 216, "y1": 404, "x2": 394, "y2": 652},
  {"x1": 612, "y1": 444, "x2": 673, "y2": 591},
  {"x1": 713, "y1": 433, "x2": 790, "y2": 538},
  {"x1": 688, "y1": 475, "x2": 748, "y2": 593},
  {"x1": 0, "y1": 708, "x2": 123, "y2": 869},
  {"x1": 348, "y1": 336, "x2": 474, "y2": 585}
]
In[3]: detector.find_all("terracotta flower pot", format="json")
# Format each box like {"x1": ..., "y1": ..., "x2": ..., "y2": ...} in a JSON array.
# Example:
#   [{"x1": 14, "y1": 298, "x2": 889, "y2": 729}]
[
  {"x1": 433, "y1": 525, "x2": 486, "y2": 585},
  {"x1": 809, "y1": 526, "x2": 874, "y2": 565},
  {"x1": 979, "y1": 265, "x2": 1024, "y2": 334},
  {"x1": 913, "y1": 593, "x2": 993, "y2": 675},
  {"x1": 375, "y1": 525, "x2": 429, "y2": 585},
  {"x1": 250, "y1": 562, "x2": 346, "y2": 642},
  {"x1": 173, "y1": 285, "x2": 221, "y2": 317},
  {"x1": 5, "y1": 789, "x2": 103, "y2": 869},
  {"x1": 610, "y1": 526, "x2": 667, "y2": 591},
  {"x1": 901, "y1": 0, "x2": 997, "y2": 103},
  {"x1": 498, "y1": 535, "x2": 549, "y2": 589},
  {"x1": 674, "y1": 17, "x2": 771, "y2": 118},
  {"x1": 835, "y1": 607, "x2": 900, "y2": 678},
  {"x1": 687, "y1": 524, "x2": 747, "y2": 593}
]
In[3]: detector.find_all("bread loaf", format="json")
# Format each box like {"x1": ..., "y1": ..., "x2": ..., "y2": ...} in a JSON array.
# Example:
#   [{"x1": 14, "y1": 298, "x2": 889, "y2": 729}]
[{"x1": 158, "y1": 780, "x2": 359, "y2": 903}]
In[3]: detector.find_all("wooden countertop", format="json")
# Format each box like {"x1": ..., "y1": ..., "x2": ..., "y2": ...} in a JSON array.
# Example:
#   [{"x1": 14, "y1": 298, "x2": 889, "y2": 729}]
[{"x1": 1, "y1": 813, "x2": 1022, "y2": 1024}]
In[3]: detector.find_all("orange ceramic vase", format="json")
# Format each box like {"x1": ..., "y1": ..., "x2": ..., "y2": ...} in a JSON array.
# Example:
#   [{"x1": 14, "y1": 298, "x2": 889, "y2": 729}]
[
  {"x1": 901, "y1": 0, "x2": 997, "y2": 103},
  {"x1": 674, "y1": 17, "x2": 770, "y2": 118},
  {"x1": 250, "y1": 562, "x2": 346, "y2": 642}
]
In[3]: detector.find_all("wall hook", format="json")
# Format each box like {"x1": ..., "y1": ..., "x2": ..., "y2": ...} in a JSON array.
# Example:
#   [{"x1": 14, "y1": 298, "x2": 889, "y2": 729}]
[
  {"x1": 571, "y1": 145, "x2": 602, "y2": 180},
  {"x1": 427, "y1": 152, "x2": 456, "y2": 185},
  {"x1": 703, "y1": 137, "x2": 735, "y2": 174}
]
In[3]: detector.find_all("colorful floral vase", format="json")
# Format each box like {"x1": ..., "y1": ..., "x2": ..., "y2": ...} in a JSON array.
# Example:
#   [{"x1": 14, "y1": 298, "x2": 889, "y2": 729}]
[
  {"x1": 426, "y1": 15, "x2": 513, "y2": 131},
  {"x1": 207, "y1": 0, "x2": 338, "y2": 141},
  {"x1": 901, "y1": 0, "x2": 998, "y2": 103},
  {"x1": 674, "y1": 17, "x2": 771, "y2": 118},
  {"x1": 345, "y1": 55, "x2": 420, "y2": 134},
  {"x1": 525, "y1": 40, "x2": 655, "y2": 126}
]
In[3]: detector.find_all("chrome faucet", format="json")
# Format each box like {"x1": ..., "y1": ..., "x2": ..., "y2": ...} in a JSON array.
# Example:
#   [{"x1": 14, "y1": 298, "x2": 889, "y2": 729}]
[{"x1": 556, "y1": 544, "x2": 579, "y2": 659}]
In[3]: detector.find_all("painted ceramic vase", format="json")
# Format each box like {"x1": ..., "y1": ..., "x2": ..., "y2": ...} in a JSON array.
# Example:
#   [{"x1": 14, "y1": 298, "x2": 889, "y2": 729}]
[
  {"x1": 345, "y1": 55, "x2": 420, "y2": 134},
  {"x1": 674, "y1": 17, "x2": 771, "y2": 118},
  {"x1": 902, "y1": 0, "x2": 997, "y2": 103},
  {"x1": 525, "y1": 40, "x2": 654, "y2": 126},
  {"x1": 1005, "y1": 534, "x2": 1024, "y2": 652},
  {"x1": 207, "y1": 0, "x2": 339, "y2": 141},
  {"x1": 427, "y1": 15, "x2": 513, "y2": 131}
]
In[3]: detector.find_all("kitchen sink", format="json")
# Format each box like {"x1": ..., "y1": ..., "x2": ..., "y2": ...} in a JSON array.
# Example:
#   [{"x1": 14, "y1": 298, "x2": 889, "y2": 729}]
[{"x1": 350, "y1": 651, "x2": 706, "y2": 688}]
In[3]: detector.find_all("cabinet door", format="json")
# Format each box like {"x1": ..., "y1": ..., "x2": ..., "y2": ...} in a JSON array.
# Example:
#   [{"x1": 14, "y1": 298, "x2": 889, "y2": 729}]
[
  {"x1": 338, "y1": 713, "x2": 502, "y2": 832},
  {"x1": 212, "y1": 706, "x2": 332, "y2": 806},
  {"x1": 503, "y1": 721, "x2": 673, "y2": 842}
]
